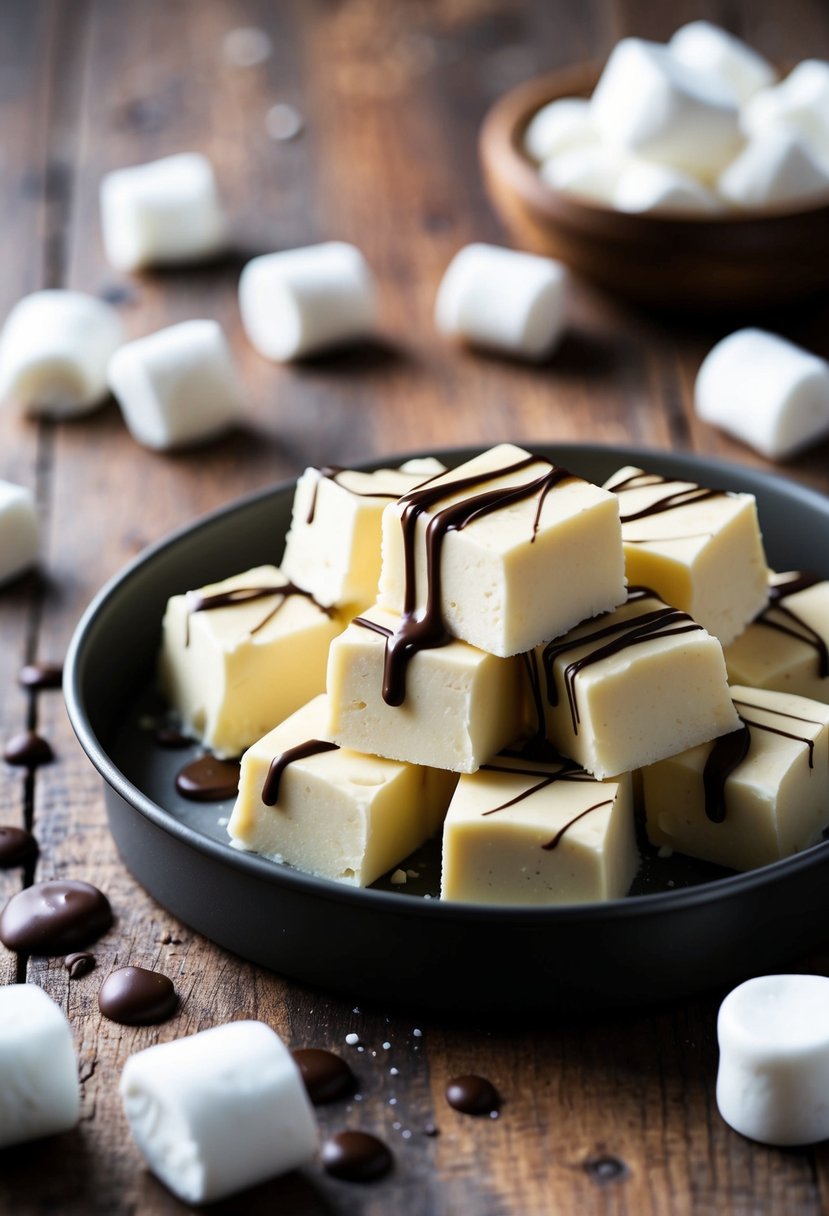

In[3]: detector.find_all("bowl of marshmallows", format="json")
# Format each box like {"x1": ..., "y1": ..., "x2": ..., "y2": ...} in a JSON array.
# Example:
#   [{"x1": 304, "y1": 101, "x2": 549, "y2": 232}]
[{"x1": 480, "y1": 22, "x2": 829, "y2": 310}]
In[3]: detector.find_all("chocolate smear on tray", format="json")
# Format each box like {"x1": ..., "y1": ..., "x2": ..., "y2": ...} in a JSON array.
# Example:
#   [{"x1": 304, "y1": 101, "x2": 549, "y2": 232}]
[
  {"x1": 98, "y1": 966, "x2": 178, "y2": 1025},
  {"x1": 446, "y1": 1074, "x2": 500, "y2": 1116},
  {"x1": 292, "y1": 1048, "x2": 356, "y2": 1104},
  {"x1": 18, "y1": 661, "x2": 63, "y2": 691},
  {"x1": 175, "y1": 755, "x2": 240, "y2": 801},
  {"x1": 0, "y1": 825, "x2": 38, "y2": 868},
  {"x1": 609, "y1": 470, "x2": 724, "y2": 522},
  {"x1": 3, "y1": 730, "x2": 54, "y2": 768},
  {"x1": 755, "y1": 572, "x2": 828, "y2": 678},
  {"x1": 262, "y1": 739, "x2": 339, "y2": 806},
  {"x1": 0, "y1": 880, "x2": 112, "y2": 954},
  {"x1": 64, "y1": 951, "x2": 95, "y2": 979},
  {"x1": 322, "y1": 1130, "x2": 393, "y2": 1182}
]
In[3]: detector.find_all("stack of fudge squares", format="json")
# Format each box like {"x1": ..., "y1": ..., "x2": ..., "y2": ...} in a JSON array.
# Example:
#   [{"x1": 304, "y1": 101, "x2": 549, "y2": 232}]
[{"x1": 158, "y1": 444, "x2": 829, "y2": 905}]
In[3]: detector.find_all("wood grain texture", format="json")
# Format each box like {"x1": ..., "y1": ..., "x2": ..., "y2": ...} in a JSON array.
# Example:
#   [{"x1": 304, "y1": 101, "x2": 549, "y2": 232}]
[{"x1": 1, "y1": 1, "x2": 829, "y2": 1214}]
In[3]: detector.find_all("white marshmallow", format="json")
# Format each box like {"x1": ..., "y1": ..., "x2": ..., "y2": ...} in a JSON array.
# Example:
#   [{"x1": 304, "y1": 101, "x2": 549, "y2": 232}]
[
  {"x1": 0, "y1": 985, "x2": 80, "y2": 1148},
  {"x1": 742, "y1": 60, "x2": 829, "y2": 158},
  {"x1": 591, "y1": 37, "x2": 743, "y2": 180},
  {"x1": 238, "y1": 242, "x2": 377, "y2": 361},
  {"x1": 0, "y1": 290, "x2": 123, "y2": 417},
  {"x1": 523, "y1": 97, "x2": 597, "y2": 163},
  {"x1": 614, "y1": 160, "x2": 722, "y2": 214},
  {"x1": 0, "y1": 480, "x2": 38, "y2": 586},
  {"x1": 717, "y1": 974, "x2": 829, "y2": 1145},
  {"x1": 669, "y1": 21, "x2": 777, "y2": 105},
  {"x1": 540, "y1": 144, "x2": 629, "y2": 204},
  {"x1": 120, "y1": 1020, "x2": 318, "y2": 1205},
  {"x1": 695, "y1": 328, "x2": 829, "y2": 461},
  {"x1": 435, "y1": 243, "x2": 568, "y2": 361},
  {"x1": 718, "y1": 128, "x2": 829, "y2": 209},
  {"x1": 107, "y1": 319, "x2": 243, "y2": 451},
  {"x1": 100, "y1": 153, "x2": 226, "y2": 272}
]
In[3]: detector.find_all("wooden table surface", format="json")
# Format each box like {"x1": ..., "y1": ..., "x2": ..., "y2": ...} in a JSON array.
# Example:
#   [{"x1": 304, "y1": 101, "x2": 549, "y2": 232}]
[{"x1": 2, "y1": 1, "x2": 829, "y2": 1213}]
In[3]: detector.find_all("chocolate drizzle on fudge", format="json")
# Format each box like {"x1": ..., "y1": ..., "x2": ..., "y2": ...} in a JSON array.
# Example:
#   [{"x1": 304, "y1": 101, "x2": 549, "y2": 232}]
[
  {"x1": 377, "y1": 453, "x2": 575, "y2": 706},
  {"x1": 540, "y1": 587, "x2": 702, "y2": 734},
  {"x1": 608, "y1": 470, "x2": 725, "y2": 522},
  {"x1": 184, "y1": 581, "x2": 326, "y2": 645},
  {"x1": 753, "y1": 572, "x2": 828, "y2": 678},
  {"x1": 479, "y1": 754, "x2": 615, "y2": 850},
  {"x1": 261, "y1": 738, "x2": 339, "y2": 806},
  {"x1": 305, "y1": 465, "x2": 427, "y2": 525}
]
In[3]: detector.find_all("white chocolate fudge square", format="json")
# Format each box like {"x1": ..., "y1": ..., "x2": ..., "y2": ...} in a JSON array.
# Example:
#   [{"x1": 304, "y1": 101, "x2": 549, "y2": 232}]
[
  {"x1": 603, "y1": 466, "x2": 769, "y2": 646},
  {"x1": 529, "y1": 587, "x2": 740, "y2": 778},
  {"x1": 228, "y1": 696, "x2": 456, "y2": 886},
  {"x1": 159, "y1": 565, "x2": 342, "y2": 758},
  {"x1": 724, "y1": 572, "x2": 829, "y2": 703},
  {"x1": 281, "y1": 458, "x2": 444, "y2": 610},
  {"x1": 441, "y1": 752, "x2": 636, "y2": 905},
  {"x1": 378, "y1": 443, "x2": 626, "y2": 659},
  {"x1": 326, "y1": 604, "x2": 523, "y2": 773},
  {"x1": 642, "y1": 686, "x2": 829, "y2": 871}
]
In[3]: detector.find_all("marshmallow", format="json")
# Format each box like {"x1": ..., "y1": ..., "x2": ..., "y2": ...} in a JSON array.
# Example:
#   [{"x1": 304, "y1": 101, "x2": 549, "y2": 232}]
[
  {"x1": 238, "y1": 242, "x2": 377, "y2": 361},
  {"x1": 523, "y1": 97, "x2": 597, "y2": 163},
  {"x1": 717, "y1": 974, "x2": 829, "y2": 1145},
  {"x1": 718, "y1": 128, "x2": 829, "y2": 209},
  {"x1": 434, "y1": 243, "x2": 568, "y2": 361},
  {"x1": 591, "y1": 37, "x2": 743, "y2": 180},
  {"x1": 107, "y1": 319, "x2": 244, "y2": 451},
  {"x1": 614, "y1": 160, "x2": 722, "y2": 214},
  {"x1": 742, "y1": 61, "x2": 829, "y2": 158},
  {"x1": 540, "y1": 144, "x2": 628, "y2": 204},
  {"x1": 0, "y1": 984, "x2": 80, "y2": 1148},
  {"x1": 0, "y1": 479, "x2": 38, "y2": 586},
  {"x1": 695, "y1": 329, "x2": 829, "y2": 460},
  {"x1": 100, "y1": 153, "x2": 226, "y2": 271},
  {"x1": 669, "y1": 21, "x2": 777, "y2": 105},
  {"x1": 120, "y1": 1020, "x2": 318, "y2": 1205},
  {"x1": 0, "y1": 290, "x2": 123, "y2": 417}
]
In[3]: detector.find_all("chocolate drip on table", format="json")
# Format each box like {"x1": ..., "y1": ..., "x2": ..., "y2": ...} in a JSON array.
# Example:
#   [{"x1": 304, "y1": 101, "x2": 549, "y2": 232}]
[
  {"x1": 379, "y1": 454, "x2": 575, "y2": 706},
  {"x1": 0, "y1": 880, "x2": 112, "y2": 954},
  {"x1": 609, "y1": 471, "x2": 725, "y2": 522},
  {"x1": 98, "y1": 966, "x2": 178, "y2": 1025},
  {"x1": 184, "y1": 581, "x2": 326, "y2": 646},
  {"x1": 541, "y1": 587, "x2": 701, "y2": 733},
  {"x1": 261, "y1": 738, "x2": 339, "y2": 806},
  {"x1": 755, "y1": 572, "x2": 828, "y2": 678}
]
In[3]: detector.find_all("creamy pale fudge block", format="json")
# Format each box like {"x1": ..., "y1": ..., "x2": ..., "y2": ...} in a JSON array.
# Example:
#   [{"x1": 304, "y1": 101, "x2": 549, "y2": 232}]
[
  {"x1": 159, "y1": 565, "x2": 342, "y2": 758},
  {"x1": 378, "y1": 443, "x2": 626, "y2": 659},
  {"x1": 643, "y1": 685, "x2": 829, "y2": 871},
  {"x1": 529, "y1": 586, "x2": 740, "y2": 778},
  {"x1": 281, "y1": 458, "x2": 444, "y2": 610},
  {"x1": 228, "y1": 695, "x2": 456, "y2": 885},
  {"x1": 440, "y1": 751, "x2": 636, "y2": 905},
  {"x1": 724, "y1": 572, "x2": 829, "y2": 703},
  {"x1": 603, "y1": 466, "x2": 768, "y2": 646},
  {"x1": 326, "y1": 603, "x2": 523, "y2": 772}
]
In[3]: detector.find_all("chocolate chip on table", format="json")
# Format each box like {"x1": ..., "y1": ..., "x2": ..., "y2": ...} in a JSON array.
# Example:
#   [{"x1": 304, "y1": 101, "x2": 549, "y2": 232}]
[
  {"x1": 321, "y1": 1130, "x2": 393, "y2": 1182},
  {"x1": 64, "y1": 951, "x2": 96, "y2": 979},
  {"x1": 0, "y1": 825, "x2": 38, "y2": 868},
  {"x1": 3, "y1": 730, "x2": 54, "y2": 769},
  {"x1": 98, "y1": 966, "x2": 178, "y2": 1025},
  {"x1": 445, "y1": 1074, "x2": 500, "y2": 1116},
  {"x1": 292, "y1": 1048, "x2": 356, "y2": 1104},
  {"x1": 0, "y1": 880, "x2": 112, "y2": 954},
  {"x1": 18, "y1": 661, "x2": 63, "y2": 691}
]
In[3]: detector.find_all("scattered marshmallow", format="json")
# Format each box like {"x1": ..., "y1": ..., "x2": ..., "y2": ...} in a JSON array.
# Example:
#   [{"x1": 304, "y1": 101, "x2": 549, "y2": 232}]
[
  {"x1": 591, "y1": 37, "x2": 743, "y2": 180},
  {"x1": 222, "y1": 26, "x2": 272, "y2": 68},
  {"x1": 614, "y1": 160, "x2": 722, "y2": 214},
  {"x1": 0, "y1": 480, "x2": 38, "y2": 586},
  {"x1": 107, "y1": 319, "x2": 243, "y2": 451},
  {"x1": 0, "y1": 985, "x2": 80, "y2": 1148},
  {"x1": 100, "y1": 153, "x2": 226, "y2": 272},
  {"x1": 0, "y1": 290, "x2": 123, "y2": 417},
  {"x1": 669, "y1": 21, "x2": 777, "y2": 105},
  {"x1": 120, "y1": 1020, "x2": 318, "y2": 1205},
  {"x1": 239, "y1": 242, "x2": 377, "y2": 361},
  {"x1": 695, "y1": 328, "x2": 829, "y2": 460},
  {"x1": 523, "y1": 97, "x2": 597, "y2": 163},
  {"x1": 717, "y1": 974, "x2": 829, "y2": 1145},
  {"x1": 718, "y1": 128, "x2": 829, "y2": 209},
  {"x1": 539, "y1": 144, "x2": 629, "y2": 204},
  {"x1": 742, "y1": 60, "x2": 829, "y2": 157},
  {"x1": 435, "y1": 243, "x2": 568, "y2": 361}
]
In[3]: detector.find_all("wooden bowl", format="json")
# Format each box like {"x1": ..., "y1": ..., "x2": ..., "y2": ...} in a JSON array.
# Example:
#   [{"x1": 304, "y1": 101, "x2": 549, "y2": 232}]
[{"x1": 479, "y1": 63, "x2": 829, "y2": 312}]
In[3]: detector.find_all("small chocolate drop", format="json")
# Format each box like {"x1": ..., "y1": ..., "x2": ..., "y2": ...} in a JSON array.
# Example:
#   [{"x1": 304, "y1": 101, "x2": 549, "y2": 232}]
[
  {"x1": 0, "y1": 825, "x2": 38, "y2": 868},
  {"x1": 3, "y1": 730, "x2": 54, "y2": 769},
  {"x1": 0, "y1": 880, "x2": 112, "y2": 954},
  {"x1": 292, "y1": 1048, "x2": 356, "y2": 1104},
  {"x1": 18, "y1": 661, "x2": 63, "y2": 691},
  {"x1": 175, "y1": 755, "x2": 240, "y2": 801},
  {"x1": 64, "y1": 951, "x2": 95, "y2": 979},
  {"x1": 154, "y1": 725, "x2": 191, "y2": 749},
  {"x1": 98, "y1": 966, "x2": 178, "y2": 1025},
  {"x1": 445, "y1": 1074, "x2": 500, "y2": 1116},
  {"x1": 321, "y1": 1130, "x2": 393, "y2": 1182}
]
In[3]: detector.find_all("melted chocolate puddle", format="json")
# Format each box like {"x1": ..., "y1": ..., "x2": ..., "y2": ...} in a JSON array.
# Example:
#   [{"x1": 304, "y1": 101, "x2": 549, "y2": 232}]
[
  {"x1": 175, "y1": 755, "x2": 240, "y2": 801},
  {"x1": 98, "y1": 966, "x2": 178, "y2": 1025},
  {"x1": 0, "y1": 880, "x2": 112, "y2": 954}
]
